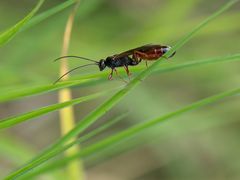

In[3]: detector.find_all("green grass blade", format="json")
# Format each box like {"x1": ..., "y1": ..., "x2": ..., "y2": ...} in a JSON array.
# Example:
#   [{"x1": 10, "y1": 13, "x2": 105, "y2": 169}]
[
  {"x1": 17, "y1": 113, "x2": 128, "y2": 179},
  {"x1": 172, "y1": 0, "x2": 240, "y2": 52},
  {"x1": 5, "y1": 1, "x2": 237, "y2": 178},
  {"x1": 79, "y1": 88, "x2": 240, "y2": 155},
  {"x1": 23, "y1": 0, "x2": 104, "y2": 31},
  {"x1": 72, "y1": 113, "x2": 128, "y2": 143},
  {"x1": 76, "y1": 88, "x2": 240, "y2": 157},
  {"x1": 1, "y1": 53, "x2": 239, "y2": 103},
  {"x1": 0, "y1": 91, "x2": 107, "y2": 129},
  {"x1": 154, "y1": 53, "x2": 240, "y2": 74},
  {"x1": 0, "y1": 79, "x2": 91, "y2": 103},
  {"x1": 0, "y1": 0, "x2": 45, "y2": 46},
  {"x1": 33, "y1": 87, "x2": 240, "y2": 175},
  {"x1": 0, "y1": 135, "x2": 35, "y2": 165},
  {"x1": 74, "y1": 53, "x2": 240, "y2": 80},
  {"x1": 22, "y1": 0, "x2": 76, "y2": 31}
]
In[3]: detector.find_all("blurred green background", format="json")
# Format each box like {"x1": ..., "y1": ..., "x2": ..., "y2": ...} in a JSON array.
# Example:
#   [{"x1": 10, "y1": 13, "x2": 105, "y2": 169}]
[{"x1": 0, "y1": 0, "x2": 240, "y2": 179}]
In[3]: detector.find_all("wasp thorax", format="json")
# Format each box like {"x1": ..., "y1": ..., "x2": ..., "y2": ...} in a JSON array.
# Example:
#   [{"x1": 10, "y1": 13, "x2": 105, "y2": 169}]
[{"x1": 98, "y1": 59, "x2": 106, "y2": 71}]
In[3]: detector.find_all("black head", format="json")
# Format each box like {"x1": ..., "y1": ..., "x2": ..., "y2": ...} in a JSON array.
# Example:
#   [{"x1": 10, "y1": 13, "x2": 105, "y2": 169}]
[
  {"x1": 98, "y1": 59, "x2": 106, "y2": 71},
  {"x1": 162, "y1": 46, "x2": 176, "y2": 58}
]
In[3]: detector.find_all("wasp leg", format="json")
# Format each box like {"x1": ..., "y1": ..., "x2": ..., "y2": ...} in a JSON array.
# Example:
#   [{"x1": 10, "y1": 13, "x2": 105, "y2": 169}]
[
  {"x1": 123, "y1": 65, "x2": 131, "y2": 81},
  {"x1": 124, "y1": 65, "x2": 131, "y2": 76},
  {"x1": 108, "y1": 69, "x2": 114, "y2": 80},
  {"x1": 145, "y1": 61, "x2": 148, "y2": 68},
  {"x1": 114, "y1": 68, "x2": 128, "y2": 83}
]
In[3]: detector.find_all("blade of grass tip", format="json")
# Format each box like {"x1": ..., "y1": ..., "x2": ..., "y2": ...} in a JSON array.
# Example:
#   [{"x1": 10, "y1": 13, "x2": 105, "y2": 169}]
[
  {"x1": 0, "y1": 90, "x2": 108, "y2": 129},
  {"x1": 172, "y1": 0, "x2": 239, "y2": 51},
  {"x1": 5, "y1": 1, "x2": 237, "y2": 179},
  {"x1": 36, "y1": 87, "x2": 240, "y2": 171},
  {"x1": 0, "y1": 80, "x2": 89, "y2": 103},
  {"x1": 154, "y1": 53, "x2": 240, "y2": 74},
  {"x1": 0, "y1": 0, "x2": 45, "y2": 46},
  {"x1": 22, "y1": 0, "x2": 76, "y2": 31},
  {"x1": 17, "y1": 113, "x2": 128, "y2": 179},
  {"x1": 58, "y1": 1, "x2": 84, "y2": 179}
]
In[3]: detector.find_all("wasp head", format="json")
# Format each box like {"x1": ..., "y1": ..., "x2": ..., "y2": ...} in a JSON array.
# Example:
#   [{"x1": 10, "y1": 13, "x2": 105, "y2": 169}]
[
  {"x1": 162, "y1": 46, "x2": 176, "y2": 58},
  {"x1": 98, "y1": 59, "x2": 106, "y2": 71}
]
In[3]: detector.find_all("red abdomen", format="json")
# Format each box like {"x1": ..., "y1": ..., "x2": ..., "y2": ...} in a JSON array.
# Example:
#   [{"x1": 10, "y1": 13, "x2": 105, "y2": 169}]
[{"x1": 135, "y1": 46, "x2": 164, "y2": 61}]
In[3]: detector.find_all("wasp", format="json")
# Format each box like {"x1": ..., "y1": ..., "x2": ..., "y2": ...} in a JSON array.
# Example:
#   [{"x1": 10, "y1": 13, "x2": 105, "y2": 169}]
[{"x1": 54, "y1": 44, "x2": 176, "y2": 83}]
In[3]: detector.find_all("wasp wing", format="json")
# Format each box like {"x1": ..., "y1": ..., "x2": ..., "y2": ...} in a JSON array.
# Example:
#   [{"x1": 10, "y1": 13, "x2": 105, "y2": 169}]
[{"x1": 114, "y1": 44, "x2": 160, "y2": 58}]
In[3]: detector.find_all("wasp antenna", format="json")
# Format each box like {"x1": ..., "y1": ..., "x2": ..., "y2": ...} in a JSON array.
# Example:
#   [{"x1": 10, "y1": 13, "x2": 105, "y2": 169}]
[
  {"x1": 53, "y1": 63, "x2": 97, "y2": 84},
  {"x1": 53, "y1": 55, "x2": 99, "y2": 63}
]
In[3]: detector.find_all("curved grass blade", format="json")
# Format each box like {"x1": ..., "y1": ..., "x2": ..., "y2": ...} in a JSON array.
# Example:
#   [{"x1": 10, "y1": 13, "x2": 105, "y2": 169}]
[
  {"x1": 74, "y1": 88, "x2": 240, "y2": 158},
  {"x1": 30, "y1": 88, "x2": 240, "y2": 174},
  {"x1": 0, "y1": 91, "x2": 108, "y2": 129},
  {"x1": 5, "y1": 1, "x2": 238, "y2": 178},
  {"x1": 76, "y1": 53, "x2": 240, "y2": 80},
  {"x1": 153, "y1": 53, "x2": 240, "y2": 74},
  {"x1": 171, "y1": 0, "x2": 239, "y2": 51},
  {"x1": 22, "y1": 0, "x2": 76, "y2": 31},
  {"x1": 0, "y1": 79, "x2": 92, "y2": 103},
  {"x1": 1, "y1": 53, "x2": 239, "y2": 103},
  {"x1": 17, "y1": 113, "x2": 128, "y2": 179},
  {"x1": 0, "y1": 0, "x2": 45, "y2": 46},
  {"x1": 21, "y1": 87, "x2": 240, "y2": 178},
  {"x1": 23, "y1": 0, "x2": 104, "y2": 31}
]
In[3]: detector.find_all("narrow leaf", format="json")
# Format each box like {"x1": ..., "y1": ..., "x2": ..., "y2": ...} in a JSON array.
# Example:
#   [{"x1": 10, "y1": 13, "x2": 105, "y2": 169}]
[
  {"x1": 75, "y1": 88, "x2": 240, "y2": 158},
  {"x1": 21, "y1": 87, "x2": 240, "y2": 177},
  {"x1": 31, "y1": 88, "x2": 240, "y2": 174},
  {"x1": 0, "y1": 0, "x2": 45, "y2": 46},
  {"x1": 77, "y1": 53, "x2": 240, "y2": 80},
  {"x1": 1, "y1": 54, "x2": 239, "y2": 103},
  {"x1": 22, "y1": 0, "x2": 76, "y2": 30},
  {"x1": 0, "y1": 91, "x2": 107, "y2": 129},
  {"x1": 17, "y1": 113, "x2": 128, "y2": 179},
  {"x1": 0, "y1": 80, "x2": 90, "y2": 103}
]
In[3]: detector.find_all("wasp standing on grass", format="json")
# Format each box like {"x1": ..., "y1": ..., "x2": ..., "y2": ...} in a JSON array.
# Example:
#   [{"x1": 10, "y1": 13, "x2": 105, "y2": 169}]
[{"x1": 54, "y1": 44, "x2": 176, "y2": 83}]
